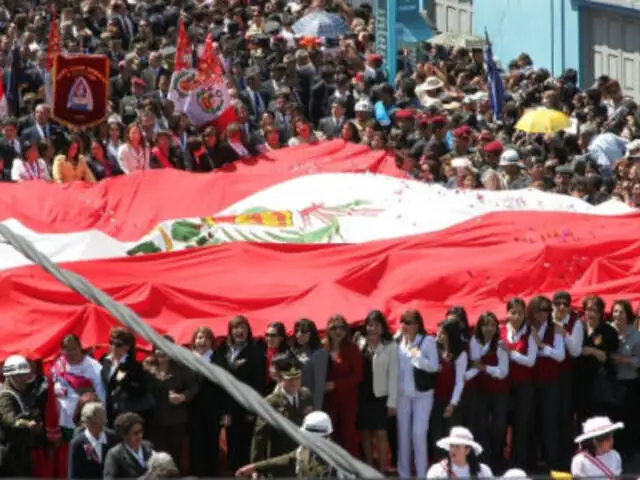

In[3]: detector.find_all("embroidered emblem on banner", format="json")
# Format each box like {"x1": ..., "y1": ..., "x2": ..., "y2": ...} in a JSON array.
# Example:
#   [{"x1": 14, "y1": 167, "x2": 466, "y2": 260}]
[
  {"x1": 67, "y1": 77, "x2": 94, "y2": 112},
  {"x1": 196, "y1": 86, "x2": 224, "y2": 115}
]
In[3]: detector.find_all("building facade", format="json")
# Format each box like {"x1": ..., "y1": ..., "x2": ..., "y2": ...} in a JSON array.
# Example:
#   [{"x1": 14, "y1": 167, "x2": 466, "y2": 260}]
[{"x1": 474, "y1": 0, "x2": 640, "y2": 98}]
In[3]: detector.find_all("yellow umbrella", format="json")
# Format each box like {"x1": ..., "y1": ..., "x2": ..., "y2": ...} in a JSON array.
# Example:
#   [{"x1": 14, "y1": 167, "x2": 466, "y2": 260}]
[
  {"x1": 550, "y1": 471, "x2": 572, "y2": 480},
  {"x1": 515, "y1": 108, "x2": 572, "y2": 134}
]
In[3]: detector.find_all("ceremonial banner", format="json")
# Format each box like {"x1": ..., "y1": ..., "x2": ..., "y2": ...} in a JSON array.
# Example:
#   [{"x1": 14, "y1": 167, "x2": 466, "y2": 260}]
[{"x1": 52, "y1": 54, "x2": 109, "y2": 129}]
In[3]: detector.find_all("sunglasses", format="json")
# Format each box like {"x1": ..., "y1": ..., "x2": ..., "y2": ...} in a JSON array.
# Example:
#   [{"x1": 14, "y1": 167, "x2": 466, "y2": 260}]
[
  {"x1": 265, "y1": 332, "x2": 279, "y2": 338},
  {"x1": 109, "y1": 340, "x2": 125, "y2": 348},
  {"x1": 554, "y1": 302, "x2": 570, "y2": 308},
  {"x1": 296, "y1": 329, "x2": 310, "y2": 335},
  {"x1": 401, "y1": 320, "x2": 417, "y2": 326},
  {"x1": 329, "y1": 324, "x2": 348, "y2": 331}
]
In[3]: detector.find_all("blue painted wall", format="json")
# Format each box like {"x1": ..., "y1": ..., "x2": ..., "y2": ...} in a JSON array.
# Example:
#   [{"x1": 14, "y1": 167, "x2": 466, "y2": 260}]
[{"x1": 473, "y1": 0, "x2": 581, "y2": 76}]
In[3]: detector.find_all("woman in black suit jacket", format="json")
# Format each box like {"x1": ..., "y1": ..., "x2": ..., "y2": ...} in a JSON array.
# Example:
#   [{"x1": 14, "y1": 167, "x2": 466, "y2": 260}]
[
  {"x1": 214, "y1": 122, "x2": 259, "y2": 167},
  {"x1": 103, "y1": 412, "x2": 154, "y2": 479},
  {"x1": 216, "y1": 315, "x2": 266, "y2": 472},
  {"x1": 100, "y1": 327, "x2": 152, "y2": 427}
]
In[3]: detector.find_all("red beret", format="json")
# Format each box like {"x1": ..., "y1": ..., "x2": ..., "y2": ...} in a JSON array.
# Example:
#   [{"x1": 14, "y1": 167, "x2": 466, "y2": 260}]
[
  {"x1": 394, "y1": 109, "x2": 414, "y2": 120},
  {"x1": 416, "y1": 113, "x2": 429, "y2": 125},
  {"x1": 428, "y1": 115, "x2": 447, "y2": 125},
  {"x1": 366, "y1": 53, "x2": 382, "y2": 61},
  {"x1": 483, "y1": 140, "x2": 504, "y2": 153},
  {"x1": 131, "y1": 77, "x2": 146, "y2": 87},
  {"x1": 478, "y1": 132, "x2": 494, "y2": 142},
  {"x1": 453, "y1": 126, "x2": 472, "y2": 138}
]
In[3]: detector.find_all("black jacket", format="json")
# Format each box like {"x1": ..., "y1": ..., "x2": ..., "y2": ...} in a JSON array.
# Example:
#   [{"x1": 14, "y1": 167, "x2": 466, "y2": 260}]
[
  {"x1": 103, "y1": 440, "x2": 153, "y2": 479},
  {"x1": 67, "y1": 428, "x2": 119, "y2": 479},
  {"x1": 100, "y1": 354, "x2": 151, "y2": 425}
]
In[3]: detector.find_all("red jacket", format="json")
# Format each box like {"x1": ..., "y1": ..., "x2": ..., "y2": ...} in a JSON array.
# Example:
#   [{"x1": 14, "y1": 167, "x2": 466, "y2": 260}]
[{"x1": 326, "y1": 342, "x2": 363, "y2": 395}]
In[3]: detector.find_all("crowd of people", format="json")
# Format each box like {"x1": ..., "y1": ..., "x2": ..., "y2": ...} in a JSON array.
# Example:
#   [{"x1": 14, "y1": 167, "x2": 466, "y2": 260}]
[
  {"x1": 0, "y1": 0, "x2": 639, "y2": 478},
  {"x1": 0, "y1": 296, "x2": 637, "y2": 478}
]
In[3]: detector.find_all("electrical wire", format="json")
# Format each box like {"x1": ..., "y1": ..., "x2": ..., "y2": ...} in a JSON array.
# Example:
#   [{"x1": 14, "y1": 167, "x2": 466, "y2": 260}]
[{"x1": 0, "y1": 223, "x2": 383, "y2": 479}]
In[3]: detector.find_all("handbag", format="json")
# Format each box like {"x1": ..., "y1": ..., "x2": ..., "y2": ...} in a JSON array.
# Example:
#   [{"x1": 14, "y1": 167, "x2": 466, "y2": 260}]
[{"x1": 412, "y1": 336, "x2": 435, "y2": 392}]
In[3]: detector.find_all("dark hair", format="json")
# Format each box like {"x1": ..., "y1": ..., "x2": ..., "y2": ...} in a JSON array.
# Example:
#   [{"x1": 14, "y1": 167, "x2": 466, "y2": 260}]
[
  {"x1": 474, "y1": 312, "x2": 500, "y2": 348},
  {"x1": 227, "y1": 315, "x2": 253, "y2": 345},
  {"x1": 109, "y1": 327, "x2": 136, "y2": 354},
  {"x1": 506, "y1": 297, "x2": 526, "y2": 313},
  {"x1": 61, "y1": 333, "x2": 83, "y2": 350},
  {"x1": 292, "y1": 318, "x2": 322, "y2": 351},
  {"x1": 446, "y1": 306, "x2": 470, "y2": 342},
  {"x1": 113, "y1": 412, "x2": 144, "y2": 438},
  {"x1": 439, "y1": 319, "x2": 465, "y2": 359},
  {"x1": 612, "y1": 299, "x2": 635, "y2": 325},
  {"x1": 400, "y1": 309, "x2": 427, "y2": 335},
  {"x1": 526, "y1": 295, "x2": 553, "y2": 328},
  {"x1": 446, "y1": 449, "x2": 480, "y2": 477},
  {"x1": 583, "y1": 295, "x2": 606, "y2": 317},
  {"x1": 266, "y1": 321, "x2": 289, "y2": 352},
  {"x1": 363, "y1": 310, "x2": 393, "y2": 342}
]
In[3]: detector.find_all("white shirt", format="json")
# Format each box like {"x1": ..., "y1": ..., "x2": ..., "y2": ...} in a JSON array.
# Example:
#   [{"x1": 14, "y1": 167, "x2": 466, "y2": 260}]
[
  {"x1": 560, "y1": 314, "x2": 584, "y2": 358},
  {"x1": 125, "y1": 445, "x2": 147, "y2": 467},
  {"x1": 465, "y1": 337, "x2": 509, "y2": 381},
  {"x1": 11, "y1": 158, "x2": 50, "y2": 182},
  {"x1": 117, "y1": 143, "x2": 150, "y2": 174},
  {"x1": 505, "y1": 323, "x2": 538, "y2": 367},
  {"x1": 447, "y1": 351, "x2": 468, "y2": 406},
  {"x1": 397, "y1": 334, "x2": 439, "y2": 397},
  {"x1": 427, "y1": 459, "x2": 493, "y2": 478},
  {"x1": 571, "y1": 450, "x2": 622, "y2": 478},
  {"x1": 535, "y1": 323, "x2": 566, "y2": 362},
  {"x1": 85, "y1": 429, "x2": 107, "y2": 463},
  {"x1": 54, "y1": 356, "x2": 105, "y2": 429}
]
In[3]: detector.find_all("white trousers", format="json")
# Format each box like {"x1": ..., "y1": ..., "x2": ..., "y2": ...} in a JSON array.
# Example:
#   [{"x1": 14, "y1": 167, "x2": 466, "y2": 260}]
[{"x1": 396, "y1": 391, "x2": 434, "y2": 478}]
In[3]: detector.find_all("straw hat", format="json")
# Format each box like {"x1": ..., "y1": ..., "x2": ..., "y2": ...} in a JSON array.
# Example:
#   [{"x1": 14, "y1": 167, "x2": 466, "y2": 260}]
[
  {"x1": 436, "y1": 426, "x2": 483, "y2": 455},
  {"x1": 574, "y1": 416, "x2": 624, "y2": 444}
]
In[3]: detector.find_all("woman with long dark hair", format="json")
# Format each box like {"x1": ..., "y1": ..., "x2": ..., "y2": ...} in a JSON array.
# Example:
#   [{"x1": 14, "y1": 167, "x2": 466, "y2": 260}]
[
  {"x1": 355, "y1": 310, "x2": 397, "y2": 471},
  {"x1": 291, "y1": 318, "x2": 328, "y2": 410},
  {"x1": 527, "y1": 295, "x2": 565, "y2": 471},
  {"x1": 466, "y1": 312, "x2": 509, "y2": 470},
  {"x1": 427, "y1": 426, "x2": 493, "y2": 478},
  {"x1": 431, "y1": 319, "x2": 468, "y2": 461},
  {"x1": 500, "y1": 297, "x2": 537, "y2": 469},
  {"x1": 609, "y1": 299, "x2": 640, "y2": 458},
  {"x1": 323, "y1": 314, "x2": 362, "y2": 456},
  {"x1": 571, "y1": 416, "x2": 623, "y2": 477},
  {"x1": 216, "y1": 315, "x2": 266, "y2": 472},
  {"x1": 263, "y1": 321, "x2": 290, "y2": 395},
  {"x1": 396, "y1": 309, "x2": 439, "y2": 478}
]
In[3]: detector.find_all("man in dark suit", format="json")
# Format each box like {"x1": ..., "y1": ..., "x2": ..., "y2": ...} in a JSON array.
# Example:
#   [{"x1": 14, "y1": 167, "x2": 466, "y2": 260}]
[
  {"x1": 68, "y1": 402, "x2": 118, "y2": 479},
  {"x1": 140, "y1": 51, "x2": 169, "y2": 93},
  {"x1": 119, "y1": 77, "x2": 147, "y2": 124},
  {"x1": 0, "y1": 117, "x2": 21, "y2": 176},
  {"x1": 20, "y1": 103, "x2": 56, "y2": 144},
  {"x1": 318, "y1": 98, "x2": 347, "y2": 140},
  {"x1": 241, "y1": 66, "x2": 270, "y2": 124}
]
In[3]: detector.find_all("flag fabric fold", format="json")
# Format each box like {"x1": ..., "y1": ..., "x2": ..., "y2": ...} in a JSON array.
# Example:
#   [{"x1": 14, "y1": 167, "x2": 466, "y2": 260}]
[
  {"x1": 45, "y1": 8, "x2": 61, "y2": 104},
  {"x1": 167, "y1": 17, "x2": 196, "y2": 112}
]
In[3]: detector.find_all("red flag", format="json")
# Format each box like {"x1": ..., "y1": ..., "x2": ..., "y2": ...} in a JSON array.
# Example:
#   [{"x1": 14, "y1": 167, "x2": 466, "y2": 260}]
[
  {"x1": 46, "y1": 8, "x2": 61, "y2": 72},
  {"x1": 174, "y1": 16, "x2": 193, "y2": 72},
  {"x1": 196, "y1": 34, "x2": 224, "y2": 84}
]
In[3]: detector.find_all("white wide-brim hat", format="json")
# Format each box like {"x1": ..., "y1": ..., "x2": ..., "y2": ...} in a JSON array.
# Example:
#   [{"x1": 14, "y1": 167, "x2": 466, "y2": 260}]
[
  {"x1": 436, "y1": 426, "x2": 483, "y2": 455},
  {"x1": 502, "y1": 468, "x2": 530, "y2": 479},
  {"x1": 574, "y1": 416, "x2": 624, "y2": 443}
]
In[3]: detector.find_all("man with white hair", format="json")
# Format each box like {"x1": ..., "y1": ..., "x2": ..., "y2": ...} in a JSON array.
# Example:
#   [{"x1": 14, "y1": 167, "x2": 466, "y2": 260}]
[
  {"x1": 67, "y1": 402, "x2": 118, "y2": 479},
  {"x1": 141, "y1": 451, "x2": 180, "y2": 479}
]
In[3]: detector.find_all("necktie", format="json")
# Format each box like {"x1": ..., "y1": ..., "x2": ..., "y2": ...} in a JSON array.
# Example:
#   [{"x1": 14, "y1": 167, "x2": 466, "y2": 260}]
[{"x1": 253, "y1": 91, "x2": 262, "y2": 115}]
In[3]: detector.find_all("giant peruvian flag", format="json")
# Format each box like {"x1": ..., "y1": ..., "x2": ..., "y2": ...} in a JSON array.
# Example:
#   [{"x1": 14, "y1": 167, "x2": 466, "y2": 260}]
[{"x1": 0, "y1": 140, "x2": 638, "y2": 360}]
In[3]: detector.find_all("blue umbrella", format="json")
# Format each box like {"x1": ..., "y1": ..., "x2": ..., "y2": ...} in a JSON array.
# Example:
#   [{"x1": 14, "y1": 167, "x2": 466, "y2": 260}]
[{"x1": 292, "y1": 11, "x2": 350, "y2": 38}]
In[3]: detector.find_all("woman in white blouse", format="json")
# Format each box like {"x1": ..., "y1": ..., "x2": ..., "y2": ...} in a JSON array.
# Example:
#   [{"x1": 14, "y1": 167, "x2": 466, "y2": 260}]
[
  {"x1": 427, "y1": 426, "x2": 493, "y2": 479},
  {"x1": 106, "y1": 116, "x2": 124, "y2": 160},
  {"x1": 355, "y1": 310, "x2": 397, "y2": 471},
  {"x1": 11, "y1": 141, "x2": 50, "y2": 182},
  {"x1": 571, "y1": 416, "x2": 623, "y2": 478},
  {"x1": 117, "y1": 123, "x2": 150, "y2": 174},
  {"x1": 499, "y1": 297, "x2": 537, "y2": 469},
  {"x1": 466, "y1": 312, "x2": 509, "y2": 470},
  {"x1": 395, "y1": 309, "x2": 439, "y2": 479},
  {"x1": 431, "y1": 319, "x2": 468, "y2": 461},
  {"x1": 527, "y1": 296, "x2": 565, "y2": 470}
]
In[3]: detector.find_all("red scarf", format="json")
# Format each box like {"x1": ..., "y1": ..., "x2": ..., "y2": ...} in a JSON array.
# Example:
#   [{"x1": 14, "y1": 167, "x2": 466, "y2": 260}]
[
  {"x1": 151, "y1": 146, "x2": 172, "y2": 169},
  {"x1": 192, "y1": 146, "x2": 207, "y2": 165},
  {"x1": 266, "y1": 347, "x2": 279, "y2": 382}
]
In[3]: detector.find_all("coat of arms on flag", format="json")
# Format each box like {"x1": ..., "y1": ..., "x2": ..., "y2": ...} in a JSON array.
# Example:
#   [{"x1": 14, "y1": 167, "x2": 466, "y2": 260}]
[{"x1": 52, "y1": 54, "x2": 109, "y2": 128}]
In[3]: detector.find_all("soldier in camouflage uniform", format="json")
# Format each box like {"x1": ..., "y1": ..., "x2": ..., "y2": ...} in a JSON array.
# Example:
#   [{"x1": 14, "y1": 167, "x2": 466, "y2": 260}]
[
  {"x1": 250, "y1": 353, "x2": 314, "y2": 476},
  {"x1": 237, "y1": 411, "x2": 349, "y2": 479},
  {"x1": 0, "y1": 355, "x2": 45, "y2": 477}
]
